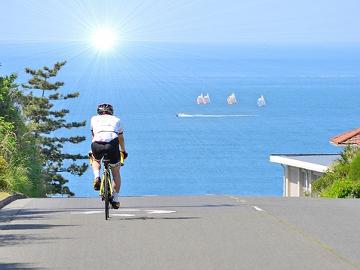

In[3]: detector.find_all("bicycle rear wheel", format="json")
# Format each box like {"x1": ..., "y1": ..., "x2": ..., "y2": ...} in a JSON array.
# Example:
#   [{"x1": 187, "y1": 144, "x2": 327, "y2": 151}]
[{"x1": 104, "y1": 170, "x2": 110, "y2": 220}]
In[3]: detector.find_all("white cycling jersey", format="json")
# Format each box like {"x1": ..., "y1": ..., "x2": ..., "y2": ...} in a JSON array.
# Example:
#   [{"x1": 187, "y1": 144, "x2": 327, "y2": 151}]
[{"x1": 91, "y1": 114, "x2": 123, "y2": 143}]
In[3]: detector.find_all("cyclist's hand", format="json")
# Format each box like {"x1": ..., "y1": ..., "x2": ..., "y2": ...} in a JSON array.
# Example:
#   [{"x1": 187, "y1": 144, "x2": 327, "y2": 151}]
[{"x1": 121, "y1": 151, "x2": 128, "y2": 159}]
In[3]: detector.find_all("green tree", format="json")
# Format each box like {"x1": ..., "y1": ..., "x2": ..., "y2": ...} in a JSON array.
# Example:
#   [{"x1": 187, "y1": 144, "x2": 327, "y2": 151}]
[
  {"x1": 20, "y1": 61, "x2": 88, "y2": 196},
  {"x1": 0, "y1": 72, "x2": 20, "y2": 122}
]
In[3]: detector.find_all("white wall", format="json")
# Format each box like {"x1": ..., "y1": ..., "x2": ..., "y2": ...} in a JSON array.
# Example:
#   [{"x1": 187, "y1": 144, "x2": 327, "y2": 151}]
[
  {"x1": 285, "y1": 166, "x2": 323, "y2": 197},
  {"x1": 287, "y1": 166, "x2": 300, "y2": 197}
]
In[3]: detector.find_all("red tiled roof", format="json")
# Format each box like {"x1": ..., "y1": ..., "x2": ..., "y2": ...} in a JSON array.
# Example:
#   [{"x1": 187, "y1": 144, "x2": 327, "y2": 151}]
[{"x1": 330, "y1": 127, "x2": 360, "y2": 146}]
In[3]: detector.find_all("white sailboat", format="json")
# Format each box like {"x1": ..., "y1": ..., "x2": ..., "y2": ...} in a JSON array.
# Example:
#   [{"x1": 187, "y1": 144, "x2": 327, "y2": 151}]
[
  {"x1": 227, "y1": 93, "x2": 237, "y2": 105},
  {"x1": 197, "y1": 93, "x2": 210, "y2": 104},
  {"x1": 196, "y1": 93, "x2": 204, "y2": 104},
  {"x1": 257, "y1": 95, "x2": 266, "y2": 107},
  {"x1": 203, "y1": 93, "x2": 210, "y2": 104}
]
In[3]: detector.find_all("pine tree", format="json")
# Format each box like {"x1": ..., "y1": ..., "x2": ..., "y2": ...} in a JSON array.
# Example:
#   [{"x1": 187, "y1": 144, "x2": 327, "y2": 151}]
[{"x1": 20, "y1": 61, "x2": 88, "y2": 196}]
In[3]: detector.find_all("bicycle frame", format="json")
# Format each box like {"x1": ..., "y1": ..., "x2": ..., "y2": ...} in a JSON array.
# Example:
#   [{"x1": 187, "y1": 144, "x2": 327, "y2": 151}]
[{"x1": 99, "y1": 157, "x2": 113, "y2": 220}]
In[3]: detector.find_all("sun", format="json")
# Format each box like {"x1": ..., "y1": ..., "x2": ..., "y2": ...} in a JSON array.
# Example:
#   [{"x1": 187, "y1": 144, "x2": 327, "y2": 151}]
[{"x1": 91, "y1": 27, "x2": 117, "y2": 51}]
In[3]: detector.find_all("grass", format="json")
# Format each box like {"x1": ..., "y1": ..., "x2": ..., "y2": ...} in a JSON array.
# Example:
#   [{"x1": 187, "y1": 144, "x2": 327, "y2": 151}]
[{"x1": 0, "y1": 191, "x2": 10, "y2": 201}]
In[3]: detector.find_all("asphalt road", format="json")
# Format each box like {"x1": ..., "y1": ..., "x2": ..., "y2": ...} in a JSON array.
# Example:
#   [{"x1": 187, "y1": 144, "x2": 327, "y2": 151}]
[{"x1": 1, "y1": 196, "x2": 360, "y2": 270}]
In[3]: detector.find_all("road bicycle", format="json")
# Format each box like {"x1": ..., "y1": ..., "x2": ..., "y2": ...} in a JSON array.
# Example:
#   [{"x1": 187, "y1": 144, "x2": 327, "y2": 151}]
[
  {"x1": 100, "y1": 154, "x2": 112, "y2": 220},
  {"x1": 89, "y1": 151, "x2": 125, "y2": 220}
]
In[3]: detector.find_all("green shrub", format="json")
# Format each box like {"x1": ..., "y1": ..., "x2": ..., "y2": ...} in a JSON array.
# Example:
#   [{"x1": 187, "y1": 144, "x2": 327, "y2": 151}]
[
  {"x1": 0, "y1": 156, "x2": 10, "y2": 190},
  {"x1": 0, "y1": 73, "x2": 46, "y2": 197},
  {"x1": 312, "y1": 162, "x2": 350, "y2": 194},
  {"x1": 321, "y1": 179, "x2": 354, "y2": 198},
  {"x1": 348, "y1": 152, "x2": 360, "y2": 181},
  {"x1": 339, "y1": 146, "x2": 360, "y2": 164},
  {"x1": 351, "y1": 182, "x2": 360, "y2": 198},
  {"x1": 312, "y1": 146, "x2": 360, "y2": 198}
]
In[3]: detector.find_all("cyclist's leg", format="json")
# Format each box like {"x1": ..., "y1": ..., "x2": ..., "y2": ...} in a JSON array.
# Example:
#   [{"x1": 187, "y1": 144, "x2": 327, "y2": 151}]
[
  {"x1": 91, "y1": 142, "x2": 104, "y2": 173},
  {"x1": 110, "y1": 165, "x2": 121, "y2": 208},
  {"x1": 92, "y1": 159, "x2": 101, "y2": 177},
  {"x1": 110, "y1": 164, "x2": 121, "y2": 193},
  {"x1": 106, "y1": 138, "x2": 121, "y2": 207},
  {"x1": 91, "y1": 142, "x2": 104, "y2": 190},
  {"x1": 107, "y1": 138, "x2": 121, "y2": 193}
]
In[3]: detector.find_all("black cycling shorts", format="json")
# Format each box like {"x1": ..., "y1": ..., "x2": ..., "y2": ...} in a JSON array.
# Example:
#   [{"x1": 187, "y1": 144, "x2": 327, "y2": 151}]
[{"x1": 91, "y1": 138, "x2": 120, "y2": 166}]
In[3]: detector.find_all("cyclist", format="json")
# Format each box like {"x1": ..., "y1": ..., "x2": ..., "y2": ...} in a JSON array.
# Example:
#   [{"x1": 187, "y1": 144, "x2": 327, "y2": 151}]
[{"x1": 90, "y1": 103, "x2": 127, "y2": 209}]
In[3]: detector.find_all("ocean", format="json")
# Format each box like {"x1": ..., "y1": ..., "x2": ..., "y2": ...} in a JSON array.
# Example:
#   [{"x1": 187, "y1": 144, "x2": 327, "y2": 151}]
[{"x1": 1, "y1": 42, "x2": 360, "y2": 197}]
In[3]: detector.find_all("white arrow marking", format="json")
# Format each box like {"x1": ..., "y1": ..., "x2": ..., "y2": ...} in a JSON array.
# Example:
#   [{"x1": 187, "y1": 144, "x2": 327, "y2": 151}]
[
  {"x1": 147, "y1": 210, "x2": 176, "y2": 214},
  {"x1": 111, "y1": 214, "x2": 136, "y2": 217},
  {"x1": 252, "y1": 206, "x2": 264, "y2": 212},
  {"x1": 71, "y1": 211, "x2": 103, "y2": 215}
]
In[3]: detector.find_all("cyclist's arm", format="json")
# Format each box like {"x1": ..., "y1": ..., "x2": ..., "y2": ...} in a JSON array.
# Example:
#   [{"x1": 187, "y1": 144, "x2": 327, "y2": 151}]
[{"x1": 118, "y1": 132, "x2": 126, "y2": 152}]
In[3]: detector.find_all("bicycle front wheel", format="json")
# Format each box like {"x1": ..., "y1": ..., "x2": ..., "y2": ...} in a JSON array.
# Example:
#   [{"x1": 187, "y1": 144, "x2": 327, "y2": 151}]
[{"x1": 104, "y1": 170, "x2": 110, "y2": 220}]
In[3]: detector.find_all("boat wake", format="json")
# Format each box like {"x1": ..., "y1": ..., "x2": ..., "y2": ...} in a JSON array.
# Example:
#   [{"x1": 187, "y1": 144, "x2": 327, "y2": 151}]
[{"x1": 176, "y1": 113, "x2": 257, "y2": 118}]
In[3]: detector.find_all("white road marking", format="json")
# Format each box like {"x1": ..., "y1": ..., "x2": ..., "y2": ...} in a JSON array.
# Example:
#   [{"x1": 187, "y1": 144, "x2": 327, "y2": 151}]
[
  {"x1": 252, "y1": 206, "x2": 264, "y2": 212},
  {"x1": 117, "y1": 208, "x2": 140, "y2": 212},
  {"x1": 229, "y1": 196, "x2": 247, "y2": 203},
  {"x1": 71, "y1": 211, "x2": 103, "y2": 215},
  {"x1": 70, "y1": 209, "x2": 176, "y2": 215},
  {"x1": 177, "y1": 113, "x2": 257, "y2": 118},
  {"x1": 111, "y1": 214, "x2": 136, "y2": 217},
  {"x1": 147, "y1": 210, "x2": 176, "y2": 214}
]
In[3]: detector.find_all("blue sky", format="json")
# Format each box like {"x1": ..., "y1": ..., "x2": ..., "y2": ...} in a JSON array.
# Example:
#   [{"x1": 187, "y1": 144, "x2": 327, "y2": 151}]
[{"x1": 0, "y1": 0, "x2": 359, "y2": 44}]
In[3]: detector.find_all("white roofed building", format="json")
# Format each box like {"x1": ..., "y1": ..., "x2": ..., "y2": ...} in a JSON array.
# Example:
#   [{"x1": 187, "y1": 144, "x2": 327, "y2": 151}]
[
  {"x1": 270, "y1": 128, "x2": 360, "y2": 197},
  {"x1": 270, "y1": 154, "x2": 340, "y2": 197}
]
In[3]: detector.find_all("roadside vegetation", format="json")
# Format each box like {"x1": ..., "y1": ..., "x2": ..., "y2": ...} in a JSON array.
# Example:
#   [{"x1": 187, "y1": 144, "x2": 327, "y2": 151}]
[
  {"x1": 0, "y1": 191, "x2": 10, "y2": 200},
  {"x1": 312, "y1": 146, "x2": 360, "y2": 198},
  {"x1": 0, "y1": 62, "x2": 87, "y2": 197},
  {"x1": 0, "y1": 72, "x2": 44, "y2": 197}
]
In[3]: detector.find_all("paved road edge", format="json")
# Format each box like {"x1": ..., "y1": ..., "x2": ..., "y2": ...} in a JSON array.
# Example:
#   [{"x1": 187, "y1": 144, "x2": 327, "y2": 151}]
[{"x1": 0, "y1": 193, "x2": 27, "y2": 209}]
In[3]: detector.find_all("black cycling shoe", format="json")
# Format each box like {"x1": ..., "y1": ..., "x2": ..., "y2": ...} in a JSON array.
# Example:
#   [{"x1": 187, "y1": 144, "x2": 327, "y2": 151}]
[
  {"x1": 93, "y1": 177, "x2": 101, "y2": 191},
  {"x1": 110, "y1": 198, "x2": 120, "y2": 209}
]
